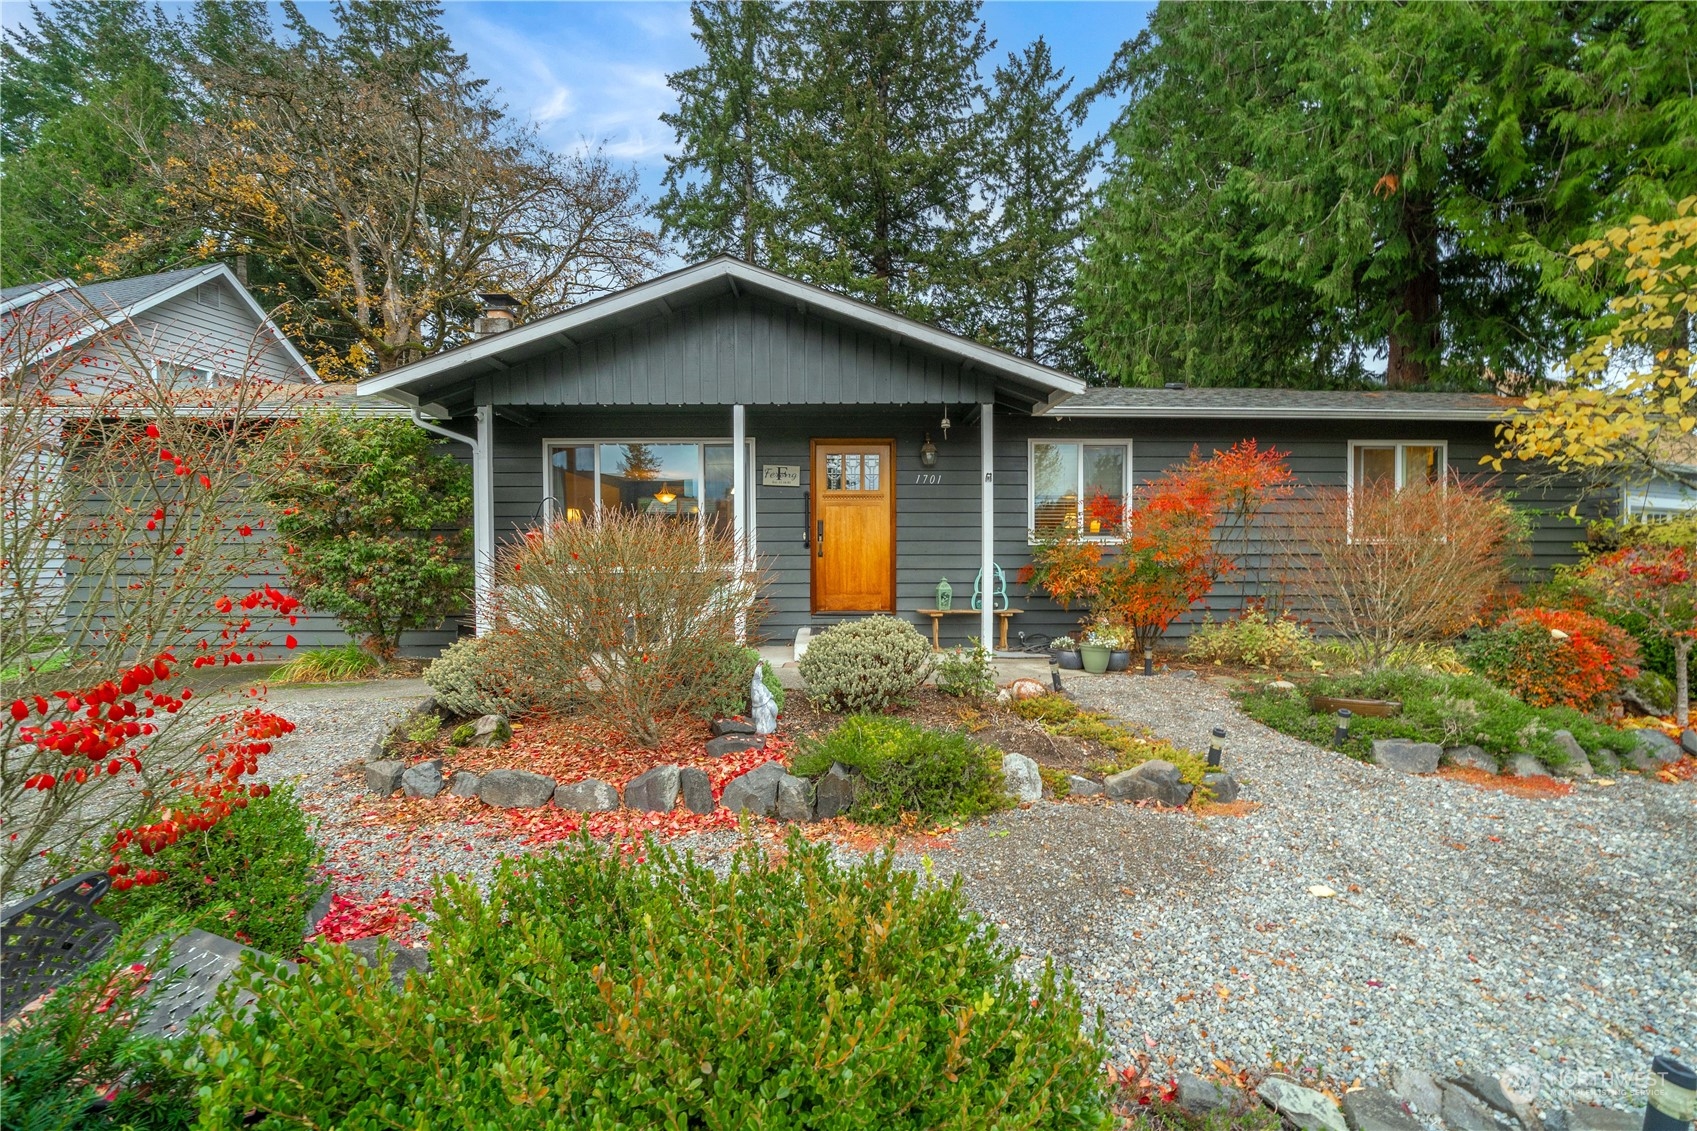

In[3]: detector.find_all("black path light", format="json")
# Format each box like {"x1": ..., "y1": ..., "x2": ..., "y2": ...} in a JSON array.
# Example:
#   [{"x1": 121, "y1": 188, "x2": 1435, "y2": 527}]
[
  {"x1": 1207, "y1": 726, "x2": 1226, "y2": 770},
  {"x1": 1644, "y1": 1053, "x2": 1695, "y2": 1131},
  {"x1": 1049, "y1": 653, "x2": 1063, "y2": 693},
  {"x1": 1334, "y1": 708, "x2": 1353, "y2": 748},
  {"x1": 1142, "y1": 647, "x2": 1154, "y2": 677}
]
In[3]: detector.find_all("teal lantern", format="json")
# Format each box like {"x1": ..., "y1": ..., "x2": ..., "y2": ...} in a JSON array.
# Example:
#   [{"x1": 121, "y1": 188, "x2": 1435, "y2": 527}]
[{"x1": 935, "y1": 577, "x2": 952, "y2": 611}]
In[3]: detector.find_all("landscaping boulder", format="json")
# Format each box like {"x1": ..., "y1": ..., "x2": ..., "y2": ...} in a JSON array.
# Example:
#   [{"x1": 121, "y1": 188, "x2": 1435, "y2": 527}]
[
  {"x1": 1631, "y1": 728, "x2": 1682, "y2": 769},
  {"x1": 1505, "y1": 753, "x2": 1546, "y2": 778},
  {"x1": 1563, "y1": 1106, "x2": 1639, "y2": 1131},
  {"x1": 979, "y1": 726, "x2": 1056, "y2": 761},
  {"x1": 1257, "y1": 1076, "x2": 1347, "y2": 1131},
  {"x1": 1439, "y1": 1083, "x2": 1508, "y2": 1131},
  {"x1": 1371, "y1": 738, "x2": 1441, "y2": 775},
  {"x1": 1683, "y1": 727, "x2": 1697, "y2": 756},
  {"x1": 364, "y1": 759, "x2": 405, "y2": 797},
  {"x1": 775, "y1": 773, "x2": 813, "y2": 821},
  {"x1": 710, "y1": 717, "x2": 757, "y2": 737},
  {"x1": 1443, "y1": 745, "x2": 1495, "y2": 773},
  {"x1": 1447, "y1": 1072, "x2": 1517, "y2": 1116},
  {"x1": 625, "y1": 766, "x2": 681, "y2": 812},
  {"x1": 1340, "y1": 1087, "x2": 1423, "y2": 1131},
  {"x1": 477, "y1": 769, "x2": 556, "y2": 809},
  {"x1": 1593, "y1": 748, "x2": 1620, "y2": 774},
  {"x1": 462, "y1": 714, "x2": 512, "y2": 749},
  {"x1": 1550, "y1": 730, "x2": 1592, "y2": 777},
  {"x1": 448, "y1": 771, "x2": 481, "y2": 798},
  {"x1": 1390, "y1": 1067, "x2": 1444, "y2": 1116},
  {"x1": 721, "y1": 760, "x2": 787, "y2": 817},
  {"x1": 1266, "y1": 679, "x2": 1297, "y2": 692},
  {"x1": 1203, "y1": 771, "x2": 1240, "y2": 804},
  {"x1": 555, "y1": 778, "x2": 620, "y2": 812},
  {"x1": 678, "y1": 767, "x2": 715, "y2": 815},
  {"x1": 1103, "y1": 759, "x2": 1192, "y2": 807},
  {"x1": 1001, "y1": 752, "x2": 1042, "y2": 803},
  {"x1": 402, "y1": 759, "x2": 445, "y2": 798},
  {"x1": 813, "y1": 762, "x2": 861, "y2": 819},
  {"x1": 705, "y1": 733, "x2": 764, "y2": 758},
  {"x1": 1174, "y1": 1073, "x2": 1230, "y2": 1117},
  {"x1": 1066, "y1": 775, "x2": 1102, "y2": 798}
]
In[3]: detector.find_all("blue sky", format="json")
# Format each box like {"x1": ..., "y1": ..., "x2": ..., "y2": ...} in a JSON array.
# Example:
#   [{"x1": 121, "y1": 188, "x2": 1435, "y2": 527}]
[{"x1": 435, "y1": 1, "x2": 1155, "y2": 201}]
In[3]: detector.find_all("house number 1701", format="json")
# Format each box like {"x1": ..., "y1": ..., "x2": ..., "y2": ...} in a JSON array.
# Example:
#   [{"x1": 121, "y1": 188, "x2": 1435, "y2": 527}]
[{"x1": 912, "y1": 473, "x2": 942, "y2": 485}]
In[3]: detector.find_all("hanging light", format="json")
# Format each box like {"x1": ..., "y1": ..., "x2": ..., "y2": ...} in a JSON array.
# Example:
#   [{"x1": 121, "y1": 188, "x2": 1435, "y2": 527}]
[
  {"x1": 654, "y1": 483, "x2": 677, "y2": 505},
  {"x1": 939, "y1": 408, "x2": 952, "y2": 440},
  {"x1": 920, "y1": 433, "x2": 938, "y2": 468}
]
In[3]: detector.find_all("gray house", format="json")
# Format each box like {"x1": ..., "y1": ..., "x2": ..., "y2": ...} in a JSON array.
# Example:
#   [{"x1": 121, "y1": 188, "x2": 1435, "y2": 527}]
[{"x1": 356, "y1": 258, "x2": 1584, "y2": 651}]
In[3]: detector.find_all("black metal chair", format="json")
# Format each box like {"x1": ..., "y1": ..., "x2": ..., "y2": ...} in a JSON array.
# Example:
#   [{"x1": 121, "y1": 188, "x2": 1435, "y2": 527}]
[{"x1": 1, "y1": 871, "x2": 120, "y2": 1021}]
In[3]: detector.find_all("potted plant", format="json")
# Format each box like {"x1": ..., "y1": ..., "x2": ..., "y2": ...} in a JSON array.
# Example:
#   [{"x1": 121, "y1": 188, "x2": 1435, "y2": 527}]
[
  {"x1": 1049, "y1": 635, "x2": 1083, "y2": 670},
  {"x1": 1079, "y1": 626, "x2": 1114, "y2": 675},
  {"x1": 1088, "y1": 621, "x2": 1134, "y2": 671}
]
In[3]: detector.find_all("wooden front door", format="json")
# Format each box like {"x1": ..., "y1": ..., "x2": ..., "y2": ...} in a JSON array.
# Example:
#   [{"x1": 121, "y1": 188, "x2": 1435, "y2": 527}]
[{"x1": 811, "y1": 439, "x2": 896, "y2": 613}]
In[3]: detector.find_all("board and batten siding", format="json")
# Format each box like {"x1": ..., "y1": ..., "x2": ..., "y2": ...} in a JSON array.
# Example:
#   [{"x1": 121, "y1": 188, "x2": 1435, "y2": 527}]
[
  {"x1": 483, "y1": 293, "x2": 998, "y2": 408},
  {"x1": 479, "y1": 408, "x2": 1590, "y2": 651}
]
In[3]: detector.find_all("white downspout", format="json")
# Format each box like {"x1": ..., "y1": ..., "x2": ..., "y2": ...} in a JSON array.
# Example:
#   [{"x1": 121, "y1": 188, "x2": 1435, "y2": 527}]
[
  {"x1": 411, "y1": 406, "x2": 496, "y2": 637},
  {"x1": 980, "y1": 402, "x2": 995, "y2": 652}
]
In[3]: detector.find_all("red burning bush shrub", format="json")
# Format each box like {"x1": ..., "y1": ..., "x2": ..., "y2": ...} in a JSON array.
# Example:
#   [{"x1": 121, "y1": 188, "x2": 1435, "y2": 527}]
[{"x1": 1463, "y1": 607, "x2": 1640, "y2": 714}]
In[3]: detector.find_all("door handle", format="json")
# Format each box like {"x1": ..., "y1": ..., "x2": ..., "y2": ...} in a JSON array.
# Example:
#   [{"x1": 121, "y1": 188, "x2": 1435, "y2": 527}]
[{"x1": 817, "y1": 519, "x2": 825, "y2": 558}]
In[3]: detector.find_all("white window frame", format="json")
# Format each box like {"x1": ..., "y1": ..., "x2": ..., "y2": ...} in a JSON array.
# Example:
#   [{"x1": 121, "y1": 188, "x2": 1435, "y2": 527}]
[
  {"x1": 1346, "y1": 440, "x2": 1449, "y2": 496},
  {"x1": 1026, "y1": 438, "x2": 1133, "y2": 543},
  {"x1": 540, "y1": 437, "x2": 757, "y2": 551}
]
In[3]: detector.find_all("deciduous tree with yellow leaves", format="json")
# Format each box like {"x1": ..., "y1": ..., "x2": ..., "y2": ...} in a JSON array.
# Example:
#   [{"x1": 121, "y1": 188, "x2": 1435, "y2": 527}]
[{"x1": 1492, "y1": 198, "x2": 1697, "y2": 495}]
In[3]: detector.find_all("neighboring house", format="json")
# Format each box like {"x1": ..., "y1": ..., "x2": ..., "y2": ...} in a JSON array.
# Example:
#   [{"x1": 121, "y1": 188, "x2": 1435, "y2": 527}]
[
  {"x1": 357, "y1": 257, "x2": 1591, "y2": 652},
  {"x1": 1618, "y1": 432, "x2": 1697, "y2": 522},
  {"x1": 1, "y1": 263, "x2": 316, "y2": 387}
]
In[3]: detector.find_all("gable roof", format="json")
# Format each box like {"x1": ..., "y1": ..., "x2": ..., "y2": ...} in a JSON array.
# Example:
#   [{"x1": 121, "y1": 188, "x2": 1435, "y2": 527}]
[
  {"x1": 2, "y1": 263, "x2": 317, "y2": 381},
  {"x1": 1046, "y1": 386, "x2": 1522, "y2": 420},
  {"x1": 358, "y1": 257, "x2": 1085, "y2": 410}
]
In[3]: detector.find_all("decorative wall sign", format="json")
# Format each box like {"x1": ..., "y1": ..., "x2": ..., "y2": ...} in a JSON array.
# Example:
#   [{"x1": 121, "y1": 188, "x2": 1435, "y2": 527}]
[{"x1": 761, "y1": 464, "x2": 801, "y2": 487}]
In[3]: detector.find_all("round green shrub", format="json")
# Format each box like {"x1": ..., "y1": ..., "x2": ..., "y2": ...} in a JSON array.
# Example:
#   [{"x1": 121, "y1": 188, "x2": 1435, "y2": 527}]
[
  {"x1": 423, "y1": 635, "x2": 540, "y2": 718},
  {"x1": 799, "y1": 615, "x2": 934, "y2": 713},
  {"x1": 194, "y1": 835, "x2": 1112, "y2": 1129},
  {"x1": 790, "y1": 715, "x2": 1010, "y2": 824},
  {"x1": 703, "y1": 644, "x2": 787, "y2": 719},
  {"x1": 935, "y1": 640, "x2": 997, "y2": 699},
  {"x1": 103, "y1": 784, "x2": 325, "y2": 956}
]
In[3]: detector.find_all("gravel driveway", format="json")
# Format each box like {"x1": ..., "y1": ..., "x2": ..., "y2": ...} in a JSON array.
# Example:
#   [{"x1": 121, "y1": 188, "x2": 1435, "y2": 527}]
[
  {"x1": 930, "y1": 672, "x2": 1695, "y2": 1113},
  {"x1": 259, "y1": 673, "x2": 1695, "y2": 1112}
]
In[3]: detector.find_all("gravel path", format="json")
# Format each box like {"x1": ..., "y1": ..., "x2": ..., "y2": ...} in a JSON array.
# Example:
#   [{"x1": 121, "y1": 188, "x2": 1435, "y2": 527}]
[
  {"x1": 259, "y1": 674, "x2": 1695, "y2": 1112},
  {"x1": 928, "y1": 672, "x2": 1696, "y2": 1113}
]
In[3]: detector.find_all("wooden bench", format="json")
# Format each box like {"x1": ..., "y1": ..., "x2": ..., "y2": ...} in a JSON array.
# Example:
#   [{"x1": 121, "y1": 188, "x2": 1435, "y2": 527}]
[{"x1": 916, "y1": 608, "x2": 1022, "y2": 651}]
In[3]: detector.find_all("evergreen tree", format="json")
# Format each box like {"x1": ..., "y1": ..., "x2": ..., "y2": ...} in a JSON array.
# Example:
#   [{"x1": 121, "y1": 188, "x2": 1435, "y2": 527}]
[
  {"x1": 658, "y1": 0, "x2": 785, "y2": 264},
  {"x1": 772, "y1": 1, "x2": 989, "y2": 323},
  {"x1": 975, "y1": 37, "x2": 1096, "y2": 371}
]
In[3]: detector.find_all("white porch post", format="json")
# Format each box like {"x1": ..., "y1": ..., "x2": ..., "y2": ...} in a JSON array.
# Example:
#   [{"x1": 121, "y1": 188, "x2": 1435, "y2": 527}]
[
  {"x1": 473, "y1": 404, "x2": 496, "y2": 636},
  {"x1": 732, "y1": 403, "x2": 749, "y2": 644},
  {"x1": 979, "y1": 402, "x2": 995, "y2": 651}
]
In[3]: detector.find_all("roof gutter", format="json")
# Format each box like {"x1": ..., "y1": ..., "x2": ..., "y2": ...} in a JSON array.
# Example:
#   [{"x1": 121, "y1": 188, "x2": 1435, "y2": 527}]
[{"x1": 1046, "y1": 404, "x2": 1517, "y2": 421}]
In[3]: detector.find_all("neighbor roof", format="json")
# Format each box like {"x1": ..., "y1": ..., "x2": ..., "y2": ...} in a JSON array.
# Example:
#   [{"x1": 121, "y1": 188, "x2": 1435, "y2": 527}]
[
  {"x1": 358, "y1": 256, "x2": 1086, "y2": 408},
  {"x1": 2, "y1": 263, "x2": 317, "y2": 381},
  {"x1": 1045, "y1": 386, "x2": 1522, "y2": 420}
]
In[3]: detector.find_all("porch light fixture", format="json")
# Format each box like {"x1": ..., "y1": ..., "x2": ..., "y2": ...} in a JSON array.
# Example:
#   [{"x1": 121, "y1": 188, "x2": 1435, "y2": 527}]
[
  {"x1": 1333, "y1": 708, "x2": 1352, "y2": 748},
  {"x1": 1207, "y1": 726, "x2": 1226, "y2": 770},
  {"x1": 654, "y1": 483, "x2": 677, "y2": 506},
  {"x1": 920, "y1": 433, "x2": 938, "y2": 468}
]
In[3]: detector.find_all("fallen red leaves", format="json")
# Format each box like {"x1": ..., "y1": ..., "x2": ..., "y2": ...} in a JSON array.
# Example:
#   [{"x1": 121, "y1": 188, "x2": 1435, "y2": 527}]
[
  {"x1": 1657, "y1": 756, "x2": 1696, "y2": 783},
  {"x1": 1436, "y1": 766, "x2": 1573, "y2": 798},
  {"x1": 309, "y1": 892, "x2": 418, "y2": 943}
]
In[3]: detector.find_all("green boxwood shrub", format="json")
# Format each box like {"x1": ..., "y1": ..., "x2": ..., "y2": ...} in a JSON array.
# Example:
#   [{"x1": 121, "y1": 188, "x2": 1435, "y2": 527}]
[
  {"x1": 103, "y1": 784, "x2": 325, "y2": 956},
  {"x1": 1238, "y1": 669, "x2": 1634, "y2": 770},
  {"x1": 935, "y1": 639, "x2": 997, "y2": 699},
  {"x1": 790, "y1": 715, "x2": 1010, "y2": 824},
  {"x1": 423, "y1": 635, "x2": 542, "y2": 718},
  {"x1": 799, "y1": 615, "x2": 934, "y2": 713},
  {"x1": 193, "y1": 836, "x2": 1111, "y2": 1129}
]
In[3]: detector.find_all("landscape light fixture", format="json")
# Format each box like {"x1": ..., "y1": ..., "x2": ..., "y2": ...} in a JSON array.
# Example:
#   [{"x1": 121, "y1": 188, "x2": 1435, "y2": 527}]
[
  {"x1": 1334, "y1": 708, "x2": 1352, "y2": 748},
  {"x1": 1142, "y1": 647, "x2": 1154, "y2": 677},
  {"x1": 654, "y1": 483, "x2": 677, "y2": 506},
  {"x1": 920, "y1": 433, "x2": 938, "y2": 468},
  {"x1": 1049, "y1": 654, "x2": 1063, "y2": 693},
  {"x1": 1644, "y1": 1054, "x2": 1696, "y2": 1131},
  {"x1": 1207, "y1": 726, "x2": 1226, "y2": 770}
]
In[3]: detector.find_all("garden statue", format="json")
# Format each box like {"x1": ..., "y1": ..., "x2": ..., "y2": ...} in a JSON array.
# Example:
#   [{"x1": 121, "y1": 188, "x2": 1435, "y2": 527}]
[{"x1": 751, "y1": 660, "x2": 778, "y2": 735}]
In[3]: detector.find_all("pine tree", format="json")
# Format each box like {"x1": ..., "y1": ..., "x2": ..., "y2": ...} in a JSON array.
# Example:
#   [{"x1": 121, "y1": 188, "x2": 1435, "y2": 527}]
[
  {"x1": 975, "y1": 37, "x2": 1097, "y2": 371},
  {"x1": 772, "y1": 1, "x2": 989, "y2": 323},
  {"x1": 658, "y1": 0, "x2": 785, "y2": 264}
]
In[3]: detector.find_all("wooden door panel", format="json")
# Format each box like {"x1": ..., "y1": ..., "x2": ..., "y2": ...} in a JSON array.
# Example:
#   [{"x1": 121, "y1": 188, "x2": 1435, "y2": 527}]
[{"x1": 812, "y1": 440, "x2": 895, "y2": 613}]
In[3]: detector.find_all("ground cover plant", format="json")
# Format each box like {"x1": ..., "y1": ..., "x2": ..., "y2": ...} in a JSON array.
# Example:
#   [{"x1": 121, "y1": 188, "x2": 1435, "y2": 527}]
[
  {"x1": 1461, "y1": 607, "x2": 1639, "y2": 714},
  {"x1": 935, "y1": 638, "x2": 997, "y2": 699},
  {"x1": 1238, "y1": 669, "x2": 1634, "y2": 770},
  {"x1": 269, "y1": 642, "x2": 382, "y2": 684},
  {"x1": 1010, "y1": 695, "x2": 1210, "y2": 787},
  {"x1": 101, "y1": 784, "x2": 325, "y2": 955},
  {"x1": 192, "y1": 835, "x2": 1113, "y2": 1129},
  {"x1": 798, "y1": 615, "x2": 934, "y2": 713},
  {"x1": 791, "y1": 715, "x2": 1010, "y2": 825}
]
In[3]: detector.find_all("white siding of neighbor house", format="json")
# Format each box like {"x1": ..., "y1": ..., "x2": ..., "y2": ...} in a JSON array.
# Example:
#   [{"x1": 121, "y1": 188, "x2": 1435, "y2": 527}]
[{"x1": 54, "y1": 276, "x2": 310, "y2": 389}]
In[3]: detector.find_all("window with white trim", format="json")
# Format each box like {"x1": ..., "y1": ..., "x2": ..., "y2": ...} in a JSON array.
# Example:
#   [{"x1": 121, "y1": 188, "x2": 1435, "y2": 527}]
[
  {"x1": 1028, "y1": 440, "x2": 1131, "y2": 539},
  {"x1": 1348, "y1": 440, "x2": 1446, "y2": 499},
  {"x1": 545, "y1": 440, "x2": 754, "y2": 540}
]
